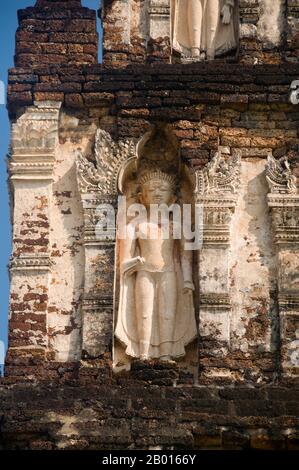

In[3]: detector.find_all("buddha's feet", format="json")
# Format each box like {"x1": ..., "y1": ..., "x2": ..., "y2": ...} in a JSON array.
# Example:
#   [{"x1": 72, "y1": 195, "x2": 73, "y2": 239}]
[{"x1": 160, "y1": 355, "x2": 176, "y2": 365}]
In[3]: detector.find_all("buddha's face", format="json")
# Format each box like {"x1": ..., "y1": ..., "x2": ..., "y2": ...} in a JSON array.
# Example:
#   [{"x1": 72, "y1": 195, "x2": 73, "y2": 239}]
[{"x1": 140, "y1": 179, "x2": 175, "y2": 207}]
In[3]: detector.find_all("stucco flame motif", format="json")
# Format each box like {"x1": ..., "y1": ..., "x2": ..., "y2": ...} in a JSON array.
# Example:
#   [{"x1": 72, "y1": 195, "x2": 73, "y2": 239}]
[
  {"x1": 76, "y1": 129, "x2": 136, "y2": 194},
  {"x1": 195, "y1": 150, "x2": 241, "y2": 195},
  {"x1": 266, "y1": 154, "x2": 297, "y2": 194}
]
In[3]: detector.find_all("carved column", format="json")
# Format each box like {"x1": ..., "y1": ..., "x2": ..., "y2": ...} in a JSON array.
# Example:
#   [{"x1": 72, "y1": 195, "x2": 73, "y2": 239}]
[
  {"x1": 101, "y1": 0, "x2": 131, "y2": 66},
  {"x1": 266, "y1": 155, "x2": 299, "y2": 377},
  {"x1": 148, "y1": 0, "x2": 171, "y2": 62},
  {"x1": 149, "y1": 0, "x2": 170, "y2": 40},
  {"x1": 76, "y1": 129, "x2": 136, "y2": 358},
  {"x1": 8, "y1": 101, "x2": 61, "y2": 362},
  {"x1": 286, "y1": 1, "x2": 299, "y2": 61},
  {"x1": 194, "y1": 150, "x2": 241, "y2": 375}
]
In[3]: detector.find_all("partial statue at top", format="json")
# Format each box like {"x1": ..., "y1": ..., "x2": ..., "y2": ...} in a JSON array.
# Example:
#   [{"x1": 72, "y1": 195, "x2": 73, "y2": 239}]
[{"x1": 171, "y1": 0, "x2": 238, "y2": 60}]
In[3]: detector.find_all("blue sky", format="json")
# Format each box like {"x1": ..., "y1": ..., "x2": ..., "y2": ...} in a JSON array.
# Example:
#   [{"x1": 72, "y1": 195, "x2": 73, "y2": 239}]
[{"x1": 0, "y1": 0, "x2": 101, "y2": 359}]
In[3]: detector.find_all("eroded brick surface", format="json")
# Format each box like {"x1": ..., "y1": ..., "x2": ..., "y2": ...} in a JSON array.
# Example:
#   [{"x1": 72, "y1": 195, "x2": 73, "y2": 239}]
[{"x1": 0, "y1": 362, "x2": 299, "y2": 450}]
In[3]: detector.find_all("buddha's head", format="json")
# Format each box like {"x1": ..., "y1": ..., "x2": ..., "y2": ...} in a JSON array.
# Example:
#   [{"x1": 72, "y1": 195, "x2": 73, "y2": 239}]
[{"x1": 138, "y1": 170, "x2": 177, "y2": 207}]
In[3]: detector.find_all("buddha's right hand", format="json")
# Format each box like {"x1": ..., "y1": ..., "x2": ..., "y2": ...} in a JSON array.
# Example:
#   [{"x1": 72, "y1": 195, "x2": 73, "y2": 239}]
[
  {"x1": 122, "y1": 256, "x2": 145, "y2": 276},
  {"x1": 221, "y1": 5, "x2": 232, "y2": 24}
]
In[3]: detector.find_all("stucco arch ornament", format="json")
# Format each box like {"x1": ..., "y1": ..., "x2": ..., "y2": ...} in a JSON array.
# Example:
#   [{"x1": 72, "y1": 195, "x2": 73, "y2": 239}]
[{"x1": 76, "y1": 128, "x2": 137, "y2": 196}]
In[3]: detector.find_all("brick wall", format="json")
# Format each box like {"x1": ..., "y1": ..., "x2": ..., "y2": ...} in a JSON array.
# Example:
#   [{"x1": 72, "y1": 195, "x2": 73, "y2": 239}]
[
  {"x1": 0, "y1": 363, "x2": 299, "y2": 450},
  {"x1": 8, "y1": 62, "x2": 299, "y2": 162},
  {"x1": 15, "y1": 0, "x2": 98, "y2": 67}
]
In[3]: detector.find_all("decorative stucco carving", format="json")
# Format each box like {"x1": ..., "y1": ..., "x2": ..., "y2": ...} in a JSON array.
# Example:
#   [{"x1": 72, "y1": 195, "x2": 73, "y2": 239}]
[
  {"x1": 83, "y1": 204, "x2": 116, "y2": 243},
  {"x1": 76, "y1": 129, "x2": 138, "y2": 245},
  {"x1": 149, "y1": 0, "x2": 171, "y2": 41},
  {"x1": 9, "y1": 101, "x2": 61, "y2": 182},
  {"x1": 195, "y1": 150, "x2": 242, "y2": 246},
  {"x1": 266, "y1": 154, "x2": 299, "y2": 246},
  {"x1": 149, "y1": 0, "x2": 170, "y2": 15},
  {"x1": 194, "y1": 150, "x2": 241, "y2": 355},
  {"x1": 195, "y1": 149, "x2": 241, "y2": 196},
  {"x1": 9, "y1": 161, "x2": 56, "y2": 181},
  {"x1": 12, "y1": 121, "x2": 56, "y2": 153},
  {"x1": 266, "y1": 152, "x2": 299, "y2": 374},
  {"x1": 11, "y1": 101, "x2": 61, "y2": 155},
  {"x1": 266, "y1": 154, "x2": 297, "y2": 194},
  {"x1": 83, "y1": 296, "x2": 114, "y2": 309},
  {"x1": 9, "y1": 255, "x2": 52, "y2": 271},
  {"x1": 76, "y1": 129, "x2": 136, "y2": 195},
  {"x1": 76, "y1": 128, "x2": 138, "y2": 357},
  {"x1": 8, "y1": 101, "x2": 62, "y2": 358},
  {"x1": 199, "y1": 293, "x2": 231, "y2": 309}
]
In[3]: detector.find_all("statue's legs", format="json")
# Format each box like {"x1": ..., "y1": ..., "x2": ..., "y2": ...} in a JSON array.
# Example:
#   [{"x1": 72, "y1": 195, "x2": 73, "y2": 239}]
[
  {"x1": 157, "y1": 271, "x2": 177, "y2": 359},
  {"x1": 135, "y1": 270, "x2": 155, "y2": 359},
  {"x1": 135, "y1": 270, "x2": 177, "y2": 360},
  {"x1": 188, "y1": 0, "x2": 203, "y2": 58},
  {"x1": 205, "y1": 0, "x2": 220, "y2": 60}
]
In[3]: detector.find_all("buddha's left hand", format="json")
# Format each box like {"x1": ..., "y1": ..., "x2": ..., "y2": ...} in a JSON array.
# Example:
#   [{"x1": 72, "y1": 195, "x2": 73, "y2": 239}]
[
  {"x1": 221, "y1": 5, "x2": 232, "y2": 24},
  {"x1": 183, "y1": 281, "x2": 195, "y2": 294}
]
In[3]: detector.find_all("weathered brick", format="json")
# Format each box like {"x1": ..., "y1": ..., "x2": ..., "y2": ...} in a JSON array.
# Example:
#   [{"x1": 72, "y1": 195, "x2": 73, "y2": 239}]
[
  {"x1": 82, "y1": 92, "x2": 114, "y2": 106},
  {"x1": 48, "y1": 32, "x2": 98, "y2": 44},
  {"x1": 64, "y1": 93, "x2": 84, "y2": 107},
  {"x1": 34, "y1": 91, "x2": 64, "y2": 101}
]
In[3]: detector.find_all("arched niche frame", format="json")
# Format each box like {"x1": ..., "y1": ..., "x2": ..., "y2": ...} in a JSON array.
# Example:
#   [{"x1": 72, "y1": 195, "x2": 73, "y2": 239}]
[
  {"x1": 76, "y1": 125, "x2": 241, "y2": 375},
  {"x1": 113, "y1": 124, "x2": 199, "y2": 371},
  {"x1": 77, "y1": 124, "x2": 198, "y2": 361}
]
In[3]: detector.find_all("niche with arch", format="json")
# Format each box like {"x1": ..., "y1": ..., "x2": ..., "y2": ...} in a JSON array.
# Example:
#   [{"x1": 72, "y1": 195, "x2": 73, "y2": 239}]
[{"x1": 113, "y1": 125, "x2": 199, "y2": 372}]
